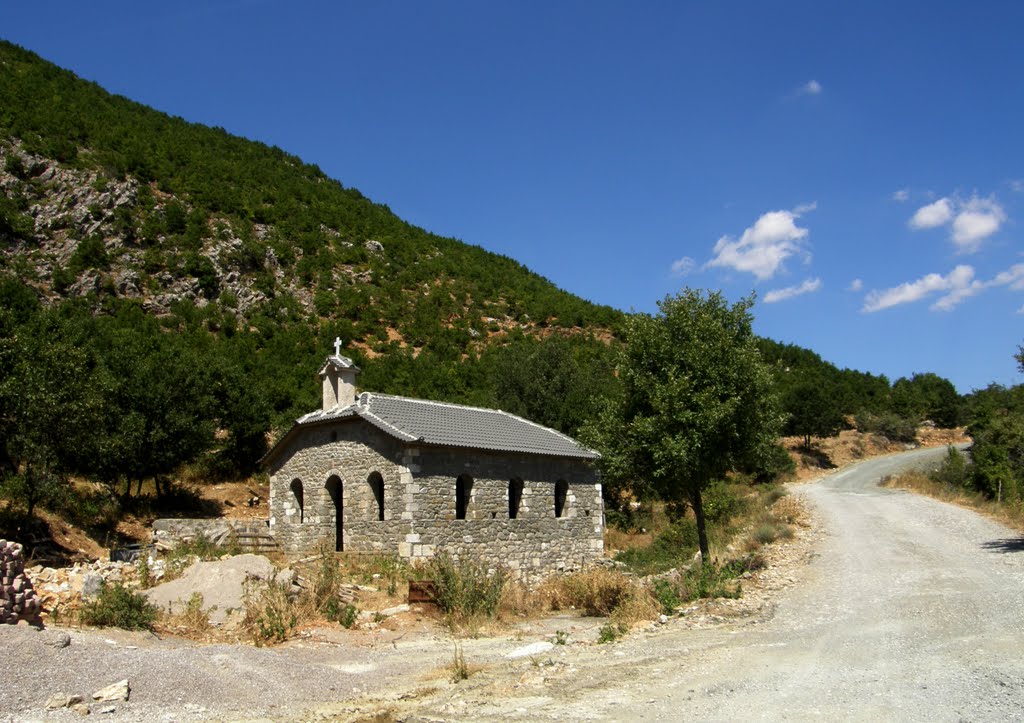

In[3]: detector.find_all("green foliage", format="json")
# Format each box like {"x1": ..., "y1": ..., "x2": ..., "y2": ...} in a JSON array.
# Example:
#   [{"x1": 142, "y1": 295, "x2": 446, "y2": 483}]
[
  {"x1": 745, "y1": 442, "x2": 796, "y2": 483},
  {"x1": 243, "y1": 577, "x2": 299, "y2": 645},
  {"x1": 930, "y1": 445, "x2": 970, "y2": 489},
  {"x1": 428, "y1": 552, "x2": 508, "y2": 624},
  {"x1": 652, "y1": 578, "x2": 682, "y2": 615},
  {"x1": 782, "y1": 374, "x2": 846, "y2": 447},
  {"x1": 485, "y1": 335, "x2": 620, "y2": 437},
  {"x1": 68, "y1": 234, "x2": 109, "y2": 273},
  {"x1": 597, "y1": 622, "x2": 627, "y2": 644},
  {"x1": 892, "y1": 372, "x2": 963, "y2": 428},
  {"x1": 79, "y1": 581, "x2": 158, "y2": 630},
  {"x1": 680, "y1": 561, "x2": 743, "y2": 600},
  {"x1": 854, "y1": 411, "x2": 918, "y2": 443},
  {"x1": 614, "y1": 520, "x2": 699, "y2": 576},
  {"x1": 587, "y1": 289, "x2": 783, "y2": 563}
]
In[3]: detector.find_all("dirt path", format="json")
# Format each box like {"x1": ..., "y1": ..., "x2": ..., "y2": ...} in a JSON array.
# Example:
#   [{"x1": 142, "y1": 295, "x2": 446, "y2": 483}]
[{"x1": 6, "y1": 446, "x2": 1024, "y2": 721}]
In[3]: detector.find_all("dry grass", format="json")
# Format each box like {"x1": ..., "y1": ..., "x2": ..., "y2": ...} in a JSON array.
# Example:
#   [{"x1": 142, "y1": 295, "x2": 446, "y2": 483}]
[
  {"x1": 882, "y1": 471, "x2": 1024, "y2": 533},
  {"x1": 539, "y1": 567, "x2": 660, "y2": 627}
]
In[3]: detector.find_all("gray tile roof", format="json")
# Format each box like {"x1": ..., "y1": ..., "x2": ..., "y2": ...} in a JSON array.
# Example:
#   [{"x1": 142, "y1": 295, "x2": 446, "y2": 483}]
[{"x1": 295, "y1": 393, "x2": 599, "y2": 460}]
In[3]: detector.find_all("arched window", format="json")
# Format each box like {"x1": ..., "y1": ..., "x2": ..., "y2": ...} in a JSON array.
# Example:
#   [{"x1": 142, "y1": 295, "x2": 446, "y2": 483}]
[
  {"x1": 368, "y1": 472, "x2": 385, "y2": 521},
  {"x1": 508, "y1": 478, "x2": 524, "y2": 519},
  {"x1": 554, "y1": 480, "x2": 569, "y2": 518},
  {"x1": 290, "y1": 479, "x2": 304, "y2": 524},
  {"x1": 456, "y1": 474, "x2": 473, "y2": 520},
  {"x1": 326, "y1": 475, "x2": 343, "y2": 552}
]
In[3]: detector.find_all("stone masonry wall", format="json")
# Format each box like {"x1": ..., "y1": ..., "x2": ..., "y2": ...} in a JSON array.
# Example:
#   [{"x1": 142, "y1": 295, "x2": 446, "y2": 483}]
[
  {"x1": 401, "y1": 447, "x2": 604, "y2": 575},
  {"x1": 268, "y1": 421, "x2": 410, "y2": 554},
  {"x1": 267, "y1": 420, "x2": 604, "y2": 574},
  {"x1": 151, "y1": 519, "x2": 272, "y2": 549}
]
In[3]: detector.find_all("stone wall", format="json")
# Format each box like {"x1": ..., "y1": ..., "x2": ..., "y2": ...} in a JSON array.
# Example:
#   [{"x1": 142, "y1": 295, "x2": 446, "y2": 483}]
[
  {"x1": 151, "y1": 519, "x2": 273, "y2": 551},
  {"x1": 401, "y1": 447, "x2": 604, "y2": 574},
  {"x1": 267, "y1": 419, "x2": 604, "y2": 574}
]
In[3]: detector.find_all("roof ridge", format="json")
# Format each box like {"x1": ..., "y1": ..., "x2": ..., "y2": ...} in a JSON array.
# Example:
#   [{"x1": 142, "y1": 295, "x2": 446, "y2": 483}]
[
  {"x1": 364, "y1": 392, "x2": 510, "y2": 416},
  {"x1": 355, "y1": 406, "x2": 419, "y2": 442}
]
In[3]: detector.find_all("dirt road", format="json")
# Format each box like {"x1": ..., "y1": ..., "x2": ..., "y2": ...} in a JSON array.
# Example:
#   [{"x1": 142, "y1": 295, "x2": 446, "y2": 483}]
[{"x1": 5, "y1": 446, "x2": 1024, "y2": 721}]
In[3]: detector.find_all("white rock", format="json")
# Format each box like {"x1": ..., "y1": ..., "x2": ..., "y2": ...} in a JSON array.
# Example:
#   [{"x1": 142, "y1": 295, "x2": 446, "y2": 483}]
[
  {"x1": 92, "y1": 679, "x2": 130, "y2": 702},
  {"x1": 506, "y1": 641, "x2": 555, "y2": 659}
]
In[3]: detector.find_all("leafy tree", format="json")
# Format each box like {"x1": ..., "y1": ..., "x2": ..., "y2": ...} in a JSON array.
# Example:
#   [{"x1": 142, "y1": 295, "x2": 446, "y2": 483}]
[
  {"x1": 781, "y1": 374, "x2": 846, "y2": 448},
  {"x1": 892, "y1": 372, "x2": 963, "y2": 428},
  {"x1": 587, "y1": 290, "x2": 782, "y2": 563},
  {"x1": 486, "y1": 335, "x2": 619, "y2": 437},
  {"x1": 0, "y1": 311, "x2": 100, "y2": 520}
]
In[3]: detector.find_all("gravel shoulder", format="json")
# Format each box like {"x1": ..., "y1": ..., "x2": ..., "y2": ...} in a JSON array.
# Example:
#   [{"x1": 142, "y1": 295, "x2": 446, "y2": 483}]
[{"x1": 5, "y1": 446, "x2": 1023, "y2": 722}]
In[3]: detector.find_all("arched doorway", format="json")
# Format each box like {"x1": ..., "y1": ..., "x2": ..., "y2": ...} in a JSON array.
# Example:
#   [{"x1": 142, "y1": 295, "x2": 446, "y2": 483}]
[{"x1": 326, "y1": 475, "x2": 343, "y2": 552}]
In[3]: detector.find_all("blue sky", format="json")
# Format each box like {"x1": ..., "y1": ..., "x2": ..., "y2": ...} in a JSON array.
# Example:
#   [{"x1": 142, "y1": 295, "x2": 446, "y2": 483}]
[{"x1": 4, "y1": 1, "x2": 1023, "y2": 392}]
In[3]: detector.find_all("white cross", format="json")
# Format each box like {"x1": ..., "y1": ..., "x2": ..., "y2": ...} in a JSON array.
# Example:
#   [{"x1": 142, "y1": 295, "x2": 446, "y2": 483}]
[{"x1": 333, "y1": 337, "x2": 343, "y2": 357}]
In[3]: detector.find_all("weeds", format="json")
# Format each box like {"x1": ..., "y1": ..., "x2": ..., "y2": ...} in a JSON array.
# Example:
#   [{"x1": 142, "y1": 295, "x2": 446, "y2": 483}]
[
  {"x1": 79, "y1": 581, "x2": 159, "y2": 630},
  {"x1": 597, "y1": 622, "x2": 627, "y2": 644},
  {"x1": 242, "y1": 577, "x2": 298, "y2": 645},
  {"x1": 429, "y1": 552, "x2": 508, "y2": 627},
  {"x1": 450, "y1": 639, "x2": 469, "y2": 681},
  {"x1": 179, "y1": 592, "x2": 211, "y2": 632},
  {"x1": 136, "y1": 557, "x2": 152, "y2": 588},
  {"x1": 651, "y1": 578, "x2": 682, "y2": 615}
]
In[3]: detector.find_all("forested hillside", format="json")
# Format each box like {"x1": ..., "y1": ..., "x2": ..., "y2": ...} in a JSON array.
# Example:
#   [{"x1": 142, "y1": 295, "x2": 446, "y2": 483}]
[
  {"x1": 0, "y1": 40, "x2": 980, "y2": 539},
  {"x1": 0, "y1": 40, "x2": 621, "y2": 415}
]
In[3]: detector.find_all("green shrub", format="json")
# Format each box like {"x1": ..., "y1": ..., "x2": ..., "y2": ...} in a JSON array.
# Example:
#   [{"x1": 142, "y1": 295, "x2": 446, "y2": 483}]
[
  {"x1": 680, "y1": 563, "x2": 742, "y2": 601},
  {"x1": 614, "y1": 519, "x2": 699, "y2": 575},
  {"x1": 428, "y1": 552, "x2": 508, "y2": 623},
  {"x1": 597, "y1": 622, "x2": 626, "y2": 644},
  {"x1": 702, "y1": 481, "x2": 743, "y2": 522},
  {"x1": 855, "y1": 412, "x2": 918, "y2": 443},
  {"x1": 931, "y1": 445, "x2": 970, "y2": 489},
  {"x1": 751, "y1": 443, "x2": 797, "y2": 483},
  {"x1": 79, "y1": 582, "x2": 158, "y2": 630},
  {"x1": 651, "y1": 578, "x2": 682, "y2": 615}
]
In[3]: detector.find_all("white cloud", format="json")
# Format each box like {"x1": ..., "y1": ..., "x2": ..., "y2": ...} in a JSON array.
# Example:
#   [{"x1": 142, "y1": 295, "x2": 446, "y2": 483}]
[
  {"x1": 1009, "y1": 179, "x2": 1024, "y2": 193},
  {"x1": 892, "y1": 189, "x2": 910, "y2": 202},
  {"x1": 848, "y1": 278, "x2": 863, "y2": 292},
  {"x1": 951, "y1": 196, "x2": 1006, "y2": 252},
  {"x1": 801, "y1": 80, "x2": 822, "y2": 95},
  {"x1": 863, "y1": 263, "x2": 1024, "y2": 313},
  {"x1": 907, "y1": 193, "x2": 1007, "y2": 253},
  {"x1": 670, "y1": 256, "x2": 695, "y2": 277},
  {"x1": 706, "y1": 205, "x2": 813, "y2": 280},
  {"x1": 764, "y1": 278, "x2": 822, "y2": 303},
  {"x1": 908, "y1": 198, "x2": 953, "y2": 229}
]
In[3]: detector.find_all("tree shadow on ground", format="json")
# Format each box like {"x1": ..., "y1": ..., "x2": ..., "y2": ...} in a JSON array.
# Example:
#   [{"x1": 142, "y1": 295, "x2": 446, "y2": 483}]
[
  {"x1": 980, "y1": 538, "x2": 1024, "y2": 554},
  {"x1": 799, "y1": 447, "x2": 837, "y2": 470}
]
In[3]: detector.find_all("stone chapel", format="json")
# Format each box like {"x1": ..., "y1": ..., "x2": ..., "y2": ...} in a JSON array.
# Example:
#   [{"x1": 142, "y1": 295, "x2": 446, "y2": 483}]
[{"x1": 261, "y1": 342, "x2": 605, "y2": 573}]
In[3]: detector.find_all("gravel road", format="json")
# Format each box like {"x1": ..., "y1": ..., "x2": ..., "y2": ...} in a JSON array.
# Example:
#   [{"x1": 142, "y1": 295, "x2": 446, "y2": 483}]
[
  {"x1": 5, "y1": 446, "x2": 1024, "y2": 721},
  {"x1": 428, "y1": 445, "x2": 1024, "y2": 722}
]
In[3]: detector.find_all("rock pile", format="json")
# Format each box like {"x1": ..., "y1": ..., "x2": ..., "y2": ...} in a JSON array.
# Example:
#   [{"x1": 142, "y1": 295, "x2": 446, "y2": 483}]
[{"x1": 1, "y1": 539, "x2": 43, "y2": 625}]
